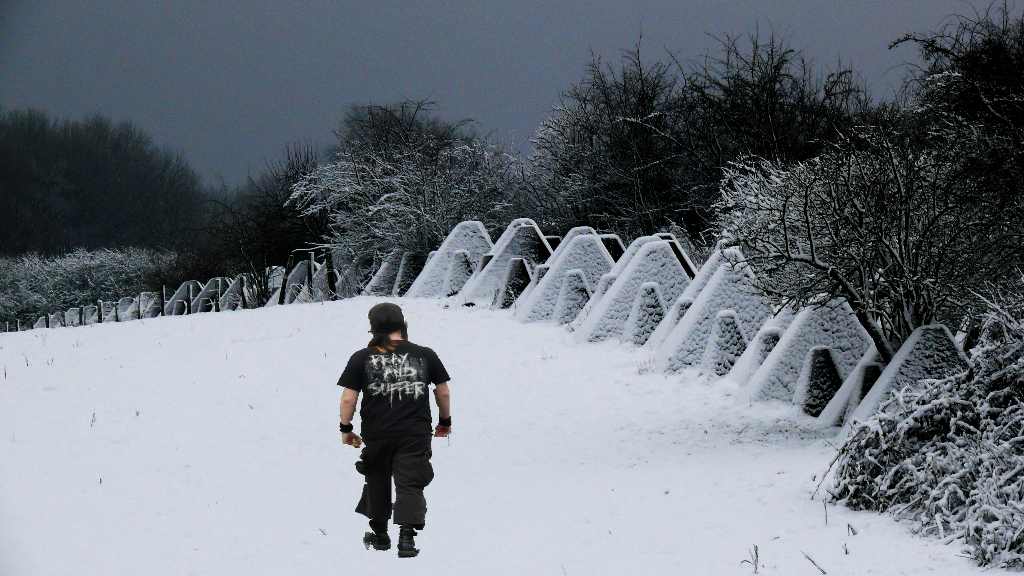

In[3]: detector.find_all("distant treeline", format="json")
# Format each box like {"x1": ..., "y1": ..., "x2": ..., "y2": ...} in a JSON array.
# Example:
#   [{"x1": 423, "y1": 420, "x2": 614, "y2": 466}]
[{"x1": 0, "y1": 110, "x2": 207, "y2": 255}]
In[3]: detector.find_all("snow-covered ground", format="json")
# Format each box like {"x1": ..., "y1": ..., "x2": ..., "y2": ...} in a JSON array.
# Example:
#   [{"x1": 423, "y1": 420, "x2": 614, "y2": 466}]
[{"x1": 0, "y1": 298, "x2": 980, "y2": 575}]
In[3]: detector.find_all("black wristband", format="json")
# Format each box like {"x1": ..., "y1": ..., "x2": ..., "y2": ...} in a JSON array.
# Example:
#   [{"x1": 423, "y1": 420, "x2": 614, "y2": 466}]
[
  {"x1": 438, "y1": 416, "x2": 451, "y2": 427},
  {"x1": 339, "y1": 422, "x2": 353, "y2": 433}
]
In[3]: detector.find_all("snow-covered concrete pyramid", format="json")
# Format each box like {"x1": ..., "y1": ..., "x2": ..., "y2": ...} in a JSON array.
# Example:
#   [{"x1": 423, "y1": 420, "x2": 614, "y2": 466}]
[
  {"x1": 793, "y1": 346, "x2": 844, "y2": 417},
  {"x1": 406, "y1": 221, "x2": 493, "y2": 299},
  {"x1": 65, "y1": 308, "x2": 81, "y2": 327},
  {"x1": 644, "y1": 246, "x2": 737, "y2": 351},
  {"x1": 281, "y1": 260, "x2": 317, "y2": 304},
  {"x1": 515, "y1": 233, "x2": 615, "y2": 322},
  {"x1": 569, "y1": 235, "x2": 667, "y2": 332},
  {"x1": 83, "y1": 305, "x2": 99, "y2": 325},
  {"x1": 331, "y1": 259, "x2": 363, "y2": 299},
  {"x1": 846, "y1": 324, "x2": 967, "y2": 427},
  {"x1": 459, "y1": 219, "x2": 552, "y2": 307},
  {"x1": 655, "y1": 249, "x2": 771, "y2": 373},
  {"x1": 517, "y1": 226, "x2": 597, "y2": 305},
  {"x1": 166, "y1": 281, "x2": 202, "y2": 316},
  {"x1": 599, "y1": 234, "x2": 625, "y2": 261},
  {"x1": 441, "y1": 250, "x2": 475, "y2": 298},
  {"x1": 363, "y1": 252, "x2": 402, "y2": 297},
  {"x1": 815, "y1": 345, "x2": 882, "y2": 427},
  {"x1": 392, "y1": 252, "x2": 426, "y2": 297},
  {"x1": 553, "y1": 269, "x2": 591, "y2": 325},
  {"x1": 494, "y1": 257, "x2": 532, "y2": 309},
  {"x1": 49, "y1": 312, "x2": 65, "y2": 327},
  {"x1": 117, "y1": 296, "x2": 138, "y2": 321},
  {"x1": 140, "y1": 292, "x2": 162, "y2": 318},
  {"x1": 623, "y1": 282, "x2": 667, "y2": 346},
  {"x1": 100, "y1": 301, "x2": 117, "y2": 323},
  {"x1": 653, "y1": 232, "x2": 699, "y2": 277},
  {"x1": 192, "y1": 277, "x2": 230, "y2": 312},
  {"x1": 219, "y1": 275, "x2": 251, "y2": 311},
  {"x1": 749, "y1": 301, "x2": 871, "y2": 402},
  {"x1": 700, "y1": 310, "x2": 748, "y2": 377},
  {"x1": 575, "y1": 240, "x2": 690, "y2": 343},
  {"x1": 726, "y1": 314, "x2": 793, "y2": 386},
  {"x1": 32, "y1": 316, "x2": 46, "y2": 329},
  {"x1": 645, "y1": 296, "x2": 693, "y2": 350}
]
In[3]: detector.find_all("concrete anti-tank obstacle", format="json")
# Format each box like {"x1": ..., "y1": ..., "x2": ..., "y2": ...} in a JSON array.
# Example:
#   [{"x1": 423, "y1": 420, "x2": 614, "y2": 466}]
[
  {"x1": 845, "y1": 324, "x2": 968, "y2": 430},
  {"x1": 493, "y1": 257, "x2": 532, "y2": 309},
  {"x1": 406, "y1": 221, "x2": 493, "y2": 299},
  {"x1": 654, "y1": 248, "x2": 771, "y2": 373},
  {"x1": 459, "y1": 219, "x2": 552, "y2": 307},
  {"x1": 553, "y1": 269, "x2": 592, "y2": 325},
  {"x1": 515, "y1": 233, "x2": 615, "y2": 323},
  {"x1": 794, "y1": 346, "x2": 844, "y2": 417},
  {"x1": 623, "y1": 282, "x2": 667, "y2": 346},
  {"x1": 749, "y1": 301, "x2": 871, "y2": 403},
  {"x1": 576, "y1": 240, "x2": 691, "y2": 343},
  {"x1": 700, "y1": 310, "x2": 748, "y2": 377}
]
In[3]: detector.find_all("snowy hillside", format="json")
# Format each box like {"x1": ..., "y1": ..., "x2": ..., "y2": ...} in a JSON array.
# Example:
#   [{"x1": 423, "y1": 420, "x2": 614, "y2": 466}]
[{"x1": 0, "y1": 298, "x2": 979, "y2": 575}]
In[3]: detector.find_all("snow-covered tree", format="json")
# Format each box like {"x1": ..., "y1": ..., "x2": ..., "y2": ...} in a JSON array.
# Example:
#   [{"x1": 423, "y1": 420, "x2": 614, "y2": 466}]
[
  {"x1": 718, "y1": 123, "x2": 1021, "y2": 362},
  {"x1": 289, "y1": 101, "x2": 519, "y2": 282}
]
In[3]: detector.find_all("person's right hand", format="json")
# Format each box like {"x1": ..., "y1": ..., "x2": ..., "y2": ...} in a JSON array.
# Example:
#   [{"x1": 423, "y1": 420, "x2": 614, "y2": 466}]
[
  {"x1": 342, "y1": 432, "x2": 363, "y2": 448},
  {"x1": 434, "y1": 425, "x2": 450, "y2": 438}
]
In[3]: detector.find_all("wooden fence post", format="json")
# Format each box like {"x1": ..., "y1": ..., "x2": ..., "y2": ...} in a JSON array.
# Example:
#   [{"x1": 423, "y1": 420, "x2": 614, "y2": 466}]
[
  {"x1": 279, "y1": 254, "x2": 294, "y2": 306},
  {"x1": 307, "y1": 252, "x2": 315, "y2": 299},
  {"x1": 325, "y1": 250, "x2": 337, "y2": 300},
  {"x1": 97, "y1": 300, "x2": 104, "y2": 323}
]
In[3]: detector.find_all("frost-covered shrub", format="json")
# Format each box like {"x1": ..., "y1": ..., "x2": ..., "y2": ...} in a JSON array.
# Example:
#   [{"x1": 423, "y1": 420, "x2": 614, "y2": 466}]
[
  {"x1": 832, "y1": 298, "x2": 1024, "y2": 568},
  {"x1": 0, "y1": 248, "x2": 178, "y2": 327}
]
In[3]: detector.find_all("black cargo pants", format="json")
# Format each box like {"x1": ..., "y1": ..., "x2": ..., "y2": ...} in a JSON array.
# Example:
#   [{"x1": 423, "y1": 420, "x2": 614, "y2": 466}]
[{"x1": 355, "y1": 434, "x2": 434, "y2": 529}]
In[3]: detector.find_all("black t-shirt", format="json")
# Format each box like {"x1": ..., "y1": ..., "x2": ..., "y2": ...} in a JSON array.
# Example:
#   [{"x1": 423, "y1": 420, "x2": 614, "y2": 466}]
[{"x1": 337, "y1": 340, "x2": 450, "y2": 439}]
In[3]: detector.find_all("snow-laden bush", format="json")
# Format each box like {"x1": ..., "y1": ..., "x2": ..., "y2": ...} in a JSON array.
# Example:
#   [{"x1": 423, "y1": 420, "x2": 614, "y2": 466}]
[
  {"x1": 832, "y1": 295, "x2": 1024, "y2": 568},
  {"x1": 0, "y1": 248, "x2": 178, "y2": 327}
]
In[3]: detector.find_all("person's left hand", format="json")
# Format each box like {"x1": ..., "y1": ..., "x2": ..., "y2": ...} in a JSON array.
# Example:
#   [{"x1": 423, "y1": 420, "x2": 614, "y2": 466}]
[
  {"x1": 434, "y1": 425, "x2": 451, "y2": 438},
  {"x1": 342, "y1": 432, "x2": 363, "y2": 448}
]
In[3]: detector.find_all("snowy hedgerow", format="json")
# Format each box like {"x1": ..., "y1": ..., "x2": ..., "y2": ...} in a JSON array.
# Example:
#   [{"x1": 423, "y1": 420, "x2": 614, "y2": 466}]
[
  {"x1": 832, "y1": 296, "x2": 1024, "y2": 568},
  {"x1": 0, "y1": 248, "x2": 178, "y2": 328}
]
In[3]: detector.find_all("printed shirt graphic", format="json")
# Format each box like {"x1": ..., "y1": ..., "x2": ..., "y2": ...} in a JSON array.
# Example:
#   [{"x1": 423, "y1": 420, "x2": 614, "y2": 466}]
[{"x1": 337, "y1": 341, "x2": 450, "y2": 439}]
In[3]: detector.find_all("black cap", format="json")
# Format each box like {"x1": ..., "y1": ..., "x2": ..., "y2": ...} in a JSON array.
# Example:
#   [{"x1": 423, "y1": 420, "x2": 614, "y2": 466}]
[{"x1": 368, "y1": 302, "x2": 406, "y2": 334}]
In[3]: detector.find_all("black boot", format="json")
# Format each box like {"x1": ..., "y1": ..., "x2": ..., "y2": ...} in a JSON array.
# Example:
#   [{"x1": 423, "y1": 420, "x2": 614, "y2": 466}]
[
  {"x1": 363, "y1": 520, "x2": 391, "y2": 551},
  {"x1": 397, "y1": 526, "x2": 419, "y2": 558}
]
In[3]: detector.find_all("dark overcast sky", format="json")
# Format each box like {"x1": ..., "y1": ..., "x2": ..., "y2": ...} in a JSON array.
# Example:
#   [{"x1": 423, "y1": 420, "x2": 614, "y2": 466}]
[{"x1": 2, "y1": 1, "x2": 1017, "y2": 186}]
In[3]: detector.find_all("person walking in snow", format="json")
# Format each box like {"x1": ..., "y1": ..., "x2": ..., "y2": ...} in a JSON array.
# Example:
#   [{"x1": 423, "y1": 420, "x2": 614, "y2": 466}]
[{"x1": 337, "y1": 302, "x2": 452, "y2": 558}]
